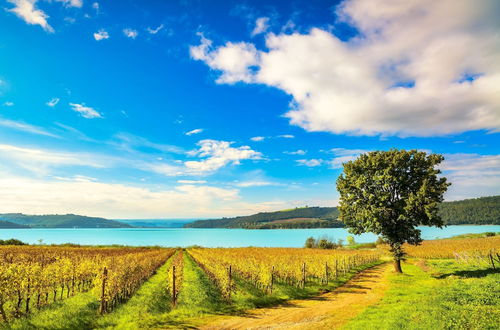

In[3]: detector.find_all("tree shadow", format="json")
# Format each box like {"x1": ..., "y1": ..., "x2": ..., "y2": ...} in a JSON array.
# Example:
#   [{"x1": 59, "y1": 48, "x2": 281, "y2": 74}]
[{"x1": 434, "y1": 268, "x2": 499, "y2": 279}]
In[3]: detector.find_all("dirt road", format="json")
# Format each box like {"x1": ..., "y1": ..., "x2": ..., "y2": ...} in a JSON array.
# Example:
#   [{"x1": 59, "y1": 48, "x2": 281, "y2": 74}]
[{"x1": 200, "y1": 263, "x2": 392, "y2": 330}]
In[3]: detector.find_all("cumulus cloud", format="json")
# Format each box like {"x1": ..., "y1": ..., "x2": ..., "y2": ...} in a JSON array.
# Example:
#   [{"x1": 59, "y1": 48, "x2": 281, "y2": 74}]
[
  {"x1": 184, "y1": 139, "x2": 262, "y2": 174},
  {"x1": 123, "y1": 28, "x2": 138, "y2": 39},
  {"x1": 191, "y1": 0, "x2": 500, "y2": 137},
  {"x1": 69, "y1": 103, "x2": 102, "y2": 118},
  {"x1": 190, "y1": 33, "x2": 259, "y2": 84},
  {"x1": 3, "y1": 101, "x2": 14, "y2": 106},
  {"x1": 93, "y1": 29, "x2": 109, "y2": 41},
  {"x1": 252, "y1": 17, "x2": 270, "y2": 36},
  {"x1": 296, "y1": 159, "x2": 323, "y2": 167},
  {"x1": 46, "y1": 97, "x2": 59, "y2": 107},
  {"x1": 186, "y1": 128, "x2": 203, "y2": 136},
  {"x1": 7, "y1": 0, "x2": 54, "y2": 32},
  {"x1": 250, "y1": 136, "x2": 265, "y2": 142}
]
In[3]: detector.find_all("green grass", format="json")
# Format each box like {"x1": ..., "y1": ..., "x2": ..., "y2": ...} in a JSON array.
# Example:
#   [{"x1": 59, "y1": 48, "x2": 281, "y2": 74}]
[
  {"x1": 344, "y1": 260, "x2": 500, "y2": 330},
  {"x1": 448, "y1": 232, "x2": 498, "y2": 239},
  {"x1": 4, "y1": 292, "x2": 99, "y2": 330},
  {"x1": 95, "y1": 255, "x2": 175, "y2": 329}
]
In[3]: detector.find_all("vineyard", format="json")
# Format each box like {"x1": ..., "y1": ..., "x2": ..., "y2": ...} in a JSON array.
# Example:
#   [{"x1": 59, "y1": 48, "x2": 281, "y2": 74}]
[{"x1": 0, "y1": 236, "x2": 498, "y2": 329}]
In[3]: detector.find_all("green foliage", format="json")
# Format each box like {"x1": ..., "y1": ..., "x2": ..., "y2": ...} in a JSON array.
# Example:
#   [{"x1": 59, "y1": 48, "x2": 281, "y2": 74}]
[
  {"x1": 439, "y1": 195, "x2": 500, "y2": 225},
  {"x1": 336, "y1": 149, "x2": 449, "y2": 268},
  {"x1": 185, "y1": 207, "x2": 341, "y2": 229},
  {"x1": 303, "y1": 236, "x2": 341, "y2": 249},
  {"x1": 0, "y1": 213, "x2": 131, "y2": 228},
  {"x1": 184, "y1": 195, "x2": 499, "y2": 229},
  {"x1": 0, "y1": 238, "x2": 26, "y2": 245},
  {"x1": 346, "y1": 235, "x2": 356, "y2": 246},
  {"x1": 0, "y1": 221, "x2": 29, "y2": 229}
]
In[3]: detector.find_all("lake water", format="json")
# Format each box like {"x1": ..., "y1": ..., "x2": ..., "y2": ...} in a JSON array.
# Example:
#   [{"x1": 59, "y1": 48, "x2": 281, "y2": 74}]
[{"x1": 1, "y1": 225, "x2": 499, "y2": 247}]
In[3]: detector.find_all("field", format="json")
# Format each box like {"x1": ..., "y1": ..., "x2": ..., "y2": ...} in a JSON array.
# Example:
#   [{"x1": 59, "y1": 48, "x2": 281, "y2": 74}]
[{"x1": 0, "y1": 236, "x2": 498, "y2": 329}]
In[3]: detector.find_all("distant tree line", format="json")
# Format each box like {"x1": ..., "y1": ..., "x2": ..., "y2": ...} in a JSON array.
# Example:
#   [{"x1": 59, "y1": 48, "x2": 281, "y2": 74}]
[{"x1": 185, "y1": 196, "x2": 500, "y2": 229}]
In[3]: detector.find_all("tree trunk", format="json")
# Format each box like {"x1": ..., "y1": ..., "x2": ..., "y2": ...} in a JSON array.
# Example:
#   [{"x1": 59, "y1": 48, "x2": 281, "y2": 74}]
[{"x1": 394, "y1": 259, "x2": 402, "y2": 273}]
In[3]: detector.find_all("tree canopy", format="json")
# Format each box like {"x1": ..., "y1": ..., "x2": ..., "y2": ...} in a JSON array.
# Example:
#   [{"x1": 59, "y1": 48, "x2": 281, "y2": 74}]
[{"x1": 336, "y1": 149, "x2": 450, "y2": 272}]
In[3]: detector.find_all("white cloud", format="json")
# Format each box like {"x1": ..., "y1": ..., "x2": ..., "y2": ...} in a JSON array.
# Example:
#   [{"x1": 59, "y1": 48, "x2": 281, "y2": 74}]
[
  {"x1": 442, "y1": 153, "x2": 500, "y2": 200},
  {"x1": 55, "y1": 0, "x2": 82, "y2": 8},
  {"x1": 234, "y1": 180, "x2": 276, "y2": 187},
  {"x1": 123, "y1": 28, "x2": 138, "y2": 39},
  {"x1": 69, "y1": 103, "x2": 102, "y2": 118},
  {"x1": 186, "y1": 128, "x2": 203, "y2": 136},
  {"x1": 7, "y1": 0, "x2": 54, "y2": 32},
  {"x1": 190, "y1": 33, "x2": 259, "y2": 84},
  {"x1": 278, "y1": 134, "x2": 294, "y2": 139},
  {"x1": 0, "y1": 175, "x2": 246, "y2": 218},
  {"x1": 191, "y1": 0, "x2": 500, "y2": 137},
  {"x1": 3, "y1": 101, "x2": 14, "y2": 106},
  {"x1": 0, "y1": 118, "x2": 59, "y2": 138},
  {"x1": 328, "y1": 147, "x2": 369, "y2": 168},
  {"x1": 147, "y1": 24, "x2": 164, "y2": 34},
  {"x1": 93, "y1": 29, "x2": 109, "y2": 41},
  {"x1": 177, "y1": 180, "x2": 207, "y2": 184},
  {"x1": 250, "y1": 136, "x2": 265, "y2": 142},
  {"x1": 0, "y1": 144, "x2": 107, "y2": 175},
  {"x1": 252, "y1": 17, "x2": 270, "y2": 36},
  {"x1": 184, "y1": 139, "x2": 262, "y2": 174},
  {"x1": 46, "y1": 97, "x2": 60, "y2": 107},
  {"x1": 284, "y1": 149, "x2": 306, "y2": 155},
  {"x1": 296, "y1": 159, "x2": 323, "y2": 167}
]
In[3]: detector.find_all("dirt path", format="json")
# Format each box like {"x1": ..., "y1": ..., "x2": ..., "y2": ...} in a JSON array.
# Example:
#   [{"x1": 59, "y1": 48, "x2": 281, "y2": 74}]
[{"x1": 199, "y1": 263, "x2": 392, "y2": 330}]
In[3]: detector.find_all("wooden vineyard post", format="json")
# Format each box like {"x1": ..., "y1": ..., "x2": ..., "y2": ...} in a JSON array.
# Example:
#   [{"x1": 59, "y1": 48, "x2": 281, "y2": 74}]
[
  {"x1": 172, "y1": 265, "x2": 177, "y2": 306},
  {"x1": 325, "y1": 262, "x2": 328, "y2": 285},
  {"x1": 228, "y1": 265, "x2": 232, "y2": 300},
  {"x1": 489, "y1": 251, "x2": 496, "y2": 269},
  {"x1": 99, "y1": 267, "x2": 108, "y2": 315},
  {"x1": 302, "y1": 262, "x2": 306, "y2": 289},
  {"x1": 270, "y1": 266, "x2": 275, "y2": 294}
]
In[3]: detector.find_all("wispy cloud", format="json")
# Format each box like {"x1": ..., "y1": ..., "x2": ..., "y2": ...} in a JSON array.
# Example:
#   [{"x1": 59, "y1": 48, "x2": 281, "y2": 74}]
[
  {"x1": 0, "y1": 118, "x2": 59, "y2": 138},
  {"x1": 251, "y1": 17, "x2": 270, "y2": 36},
  {"x1": 250, "y1": 136, "x2": 265, "y2": 142},
  {"x1": 278, "y1": 134, "x2": 294, "y2": 139},
  {"x1": 46, "y1": 97, "x2": 59, "y2": 107},
  {"x1": 284, "y1": 149, "x2": 306, "y2": 155},
  {"x1": 2, "y1": 101, "x2": 14, "y2": 106},
  {"x1": 93, "y1": 29, "x2": 109, "y2": 41},
  {"x1": 69, "y1": 103, "x2": 102, "y2": 119},
  {"x1": 186, "y1": 128, "x2": 203, "y2": 136},
  {"x1": 147, "y1": 24, "x2": 164, "y2": 34},
  {"x1": 177, "y1": 179, "x2": 207, "y2": 184},
  {"x1": 296, "y1": 159, "x2": 323, "y2": 167}
]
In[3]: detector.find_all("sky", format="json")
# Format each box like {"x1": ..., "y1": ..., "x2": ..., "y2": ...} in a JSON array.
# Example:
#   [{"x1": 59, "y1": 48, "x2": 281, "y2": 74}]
[{"x1": 0, "y1": 0, "x2": 499, "y2": 219}]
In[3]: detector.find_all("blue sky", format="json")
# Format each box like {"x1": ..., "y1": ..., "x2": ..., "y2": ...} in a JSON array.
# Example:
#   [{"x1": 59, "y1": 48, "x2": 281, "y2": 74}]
[{"x1": 0, "y1": 0, "x2": 499, "y2": 218}]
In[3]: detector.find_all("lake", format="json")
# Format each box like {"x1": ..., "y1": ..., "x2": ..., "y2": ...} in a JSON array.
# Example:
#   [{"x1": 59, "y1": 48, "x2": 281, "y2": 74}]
[{"x1": 1, "y1": 225, "x2": 498, "y2": 247}]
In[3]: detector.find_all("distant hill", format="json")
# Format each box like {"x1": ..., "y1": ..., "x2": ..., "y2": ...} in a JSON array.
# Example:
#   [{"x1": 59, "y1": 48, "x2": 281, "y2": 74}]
[
  {"x1": 0, "y1": 213, "x2": 132, "y2": 228},
  {"x1": 185, "y1": 196, "x2": 500, "y2": 229},
  {"x1": 116, "y1": 219, "x2": 198, "y2": 228},
  {"x1": 0, "y1": 220, "x2": 29, "y2": 229}
]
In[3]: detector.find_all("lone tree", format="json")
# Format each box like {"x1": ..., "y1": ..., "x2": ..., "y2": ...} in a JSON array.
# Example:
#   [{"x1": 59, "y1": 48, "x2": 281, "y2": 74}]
[{"x1": 336, "y1": 149, "x2": 450, "y2": 273}]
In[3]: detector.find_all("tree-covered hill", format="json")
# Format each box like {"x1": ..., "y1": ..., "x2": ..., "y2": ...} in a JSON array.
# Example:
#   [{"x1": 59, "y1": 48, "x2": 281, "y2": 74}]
[
  {"x1": 0, "y1": 213, "x2": 132, "y2": 228},
  {"x1": 0, "y1": 220, "x2": 29, "y2": 228},
  {"x1": 185, "y1": 196, "x2": 500, "y2": 229}
]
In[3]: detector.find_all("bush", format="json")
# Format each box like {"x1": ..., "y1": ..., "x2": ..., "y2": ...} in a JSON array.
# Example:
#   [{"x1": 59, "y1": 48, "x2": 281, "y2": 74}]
[
  {"x1": 0, "y1": 238, "x2": 26, "y2": 245},
  {"x1": 304, "y1": 236, "x2": 340, "y2": 249}
]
